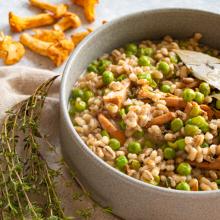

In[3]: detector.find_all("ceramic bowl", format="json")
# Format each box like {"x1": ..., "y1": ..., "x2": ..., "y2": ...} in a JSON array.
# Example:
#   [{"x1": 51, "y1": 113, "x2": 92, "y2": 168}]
[{"x1": 60, "y1": 8, "x2": 220, "y2": 220}]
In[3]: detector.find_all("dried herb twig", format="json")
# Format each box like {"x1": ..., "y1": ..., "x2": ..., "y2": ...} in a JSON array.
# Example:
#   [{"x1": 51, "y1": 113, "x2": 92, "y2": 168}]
[{"x1": 0, "y1": 75, "x2": 73, "y2": 219}]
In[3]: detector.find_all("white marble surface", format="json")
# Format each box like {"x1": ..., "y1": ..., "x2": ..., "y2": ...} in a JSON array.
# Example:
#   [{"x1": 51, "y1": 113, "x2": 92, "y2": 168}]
[{"x1": 1, "y1": 0, "x2": 220, "y2": 72}]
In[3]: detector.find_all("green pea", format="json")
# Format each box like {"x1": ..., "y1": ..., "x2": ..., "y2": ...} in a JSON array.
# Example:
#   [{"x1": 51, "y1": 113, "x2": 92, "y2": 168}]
[
  {"x1": 201, "y1": 142, "x2": 209, "y2": 148},
  {"x1": 125, "y1": 43, "x2": 138, "y2": 55},
  {"x1": 138, "y1": 56, "x2": 151, "y2": 66},
  {"x1": 167, "y1": 141, "x2": 177, "y2": 149},
  {"x1": 115, "y1": 155, "x2": 128, "y2": 170},
  {"x1": 215, "y1": 179, "x2": 220, "y2": 185},
  {"x1": 101, "y1": 130, "x2": 109, "y2": 137},
  {"x1": 109, "y1": 138, "x2": 121, "y2": 151},
  {"x1": 184, "y1": 124, "x2": 200, "y2": 136},
  {"x1": 177, "y1": 162, "x2": 192, "y2": 176},
  {"x1": 137, "y1": 72, "x2": 152, "y2": 80},
  {"x1": 199, "y1": 82, "x2": 210, "y2": 96},
  {"x1": 145, "y1": 47, "x2": 154, "y2": 56},
  {"x1": 71, "y1": 88, "x2": 83, "y2": 99},
  {"x1": 102, "y1": 71, "x2": 114, "y2": 85},
  {"x1": 137, "y1": 72, "x2": 157, "y2": 88},
  {"x1": 189, "y1": 105, "x2": 202, "y2": 117},
  {"x1": 144, "y1": 139, "x2": 155, "y2": 148},
  {"x1": 97, "y1": 59, "x2": 111, "y2": 73},
  {"x1": 170, "y1": 55, "x2": 178, "y2": 64},
  {"x1": 154, "y1": 176, "x2": 160, "y2": 184},
  {"x1": 125, "y1": 105, "x2": 131, "y2": 113},
  {"x1": 176, "y1": 182, "x2": 190, "y2": 191},
  {"x1": 133, "y1": 130, "x2": 144, "y2": 139},
  {"x1": 125, "y1": 51, "x2": 134, "y2": 57},
  {"x1": 82, "y1": 90, "x2": 94, "y2": 102},
  {"x1": 119, "y1": 120, "x2": 126, "y2": 131},
  {"x1": 119, "y1": 108, "x2": 126, "y2": 117},
  {"x1": 160, "y1": 143, "x2": 169, "y2": 150},
  {"x1": 160, "y1": 84, "x2": 171, "y2": 93},
  {"x1": 216, "y1": 100, "x2": 220, "y2": 110},
  {"x1": 194, "y1": 92, "x2": 204, "y2": 104},
  {"x1": 87, "y1": 63, "x2": 97, "y2": 72},
  {"x1": 117, "y1": 74, "x2": 127, "y2": 81},
  {"x1": 130, "y1": 159, "x2": 141, "y2": 170},
  {"x1": 163, "y1": 147, "x2": 176, "y2": 159},
  {"x1": 190, "y1": 116, "x2": 209, "y2": 133},
  {"x1": 148, "y1": 176, "x2": 160, "y2": 186},
  {"x1": 182, "y1": 88, "x2": 195, "y2": 102},
  {"x1": 175, "y1": 138, "x2": 185, "y2": 151},
  {"x1": 127, "y1": 141, "x2": 142, "y2": 154},
  {"x1": 69, "y1": 104, "x2": 76, "y2": 116},
  {"x1": 137, "y1": 47, "x2": 153, "y2": 57},
  {"x1": 75, "y1": 99, "x2": 87, "y2": 112},
  {"x1": 179, "y1": 40, "x2": 188, "y2": 48},
  {"x1": 149, "y1": 79, "x2": 157, "y2": 88},
  {"x1": 171, "y1": 118, "x2": 183, "y2": 132},
  {"x1": 157, "y1": 61, "x2": 170, "y2": 75}
]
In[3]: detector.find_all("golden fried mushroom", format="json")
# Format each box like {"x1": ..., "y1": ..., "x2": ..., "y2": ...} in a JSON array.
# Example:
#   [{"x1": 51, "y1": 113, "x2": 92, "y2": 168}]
[
  {"x1": 73, "y1": 0, "x2": 98, "y2": 22},
  {"x1": 29, "y1": 0, "x2": 68, "y2": 18},
  {"x1": 20, "y1": 33, "x2": 74, "y2": 66},
  {"x1": 48, "y1": 39, "x2": 75, "y2": 66},
  {"x1": 32, "y1": 29, "x2": 65, "y2": 42},
  {"x1": 9, "y1": 12, "x2": 56, "y2": 32},
  {"x1": 0, "y1": 32, "x2": 25, "y2": 65},
  {"x1": 53, "y1": 12, "x2": 81, "y2": 32},
  {"x1": 71, "y1": 28, "x2": 92, "y2": 45}
]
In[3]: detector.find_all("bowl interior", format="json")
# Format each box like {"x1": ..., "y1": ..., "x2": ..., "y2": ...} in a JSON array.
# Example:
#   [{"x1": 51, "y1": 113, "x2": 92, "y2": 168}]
[{"x1": 61, "y1": 8, "x2": 220, "y2": 193}]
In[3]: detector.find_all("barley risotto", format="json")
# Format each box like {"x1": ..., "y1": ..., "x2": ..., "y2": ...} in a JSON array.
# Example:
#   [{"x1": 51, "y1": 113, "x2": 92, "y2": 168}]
[{"x1": 68, "y1": 33, "x2": 220, "y2": 191}]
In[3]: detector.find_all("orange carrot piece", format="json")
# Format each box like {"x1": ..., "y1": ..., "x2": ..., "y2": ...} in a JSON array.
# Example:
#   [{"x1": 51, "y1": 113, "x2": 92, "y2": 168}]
[
  {"x1": 164, "y1": 97, "x2": 186, "y2": 108},
  {"x1": 200, "y1": 104, "x2": 214, "y2": 120},
  {"x1": 184, "y1": 102, "x2": 193, "y2": 115},
  {"x1": 190, "y1": 157, "x2": 220, "y2": 170},
  {"x1": 147, "y1": 112, "x2": 176, "y2": 127},
  {"x1": 98, "y1": 113, "x2": 125, "y2": 145}
]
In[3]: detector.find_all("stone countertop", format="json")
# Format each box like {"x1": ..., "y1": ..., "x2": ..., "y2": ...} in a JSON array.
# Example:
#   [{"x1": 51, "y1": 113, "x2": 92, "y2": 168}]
[{"x1": 1, "y1": 0, "x2": 220, "y2": 72}]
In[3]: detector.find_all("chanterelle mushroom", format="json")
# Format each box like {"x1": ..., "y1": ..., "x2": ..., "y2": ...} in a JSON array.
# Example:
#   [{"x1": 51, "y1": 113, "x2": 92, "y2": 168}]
[
  {"x1": 9, "y1": 12, "x2": 56, "y2": 32},
  {"x1": 71, "y1": 28, "x2": 92, "y2": 45},
  {"x1": 0, "y1": 32, "x2": 25, "y2": 65},
  {"x1": 73, "y1": 0, "x2": 98, "y2": 22},
  {"x1": 53, "y1": 12, "x2": 81, "y2": 32},
  {"x1": 29, "y1": 0, "x2": 68, "y2": 18},
  {"x1": 20, "y1": 33, "x2": 74, "y2": 66},
  {"x1": 32, "y1": 29, "x2": 65, "y2": 42},
  {"x1": 103, "y1": 79, "x2": 130, "y2": 109}
]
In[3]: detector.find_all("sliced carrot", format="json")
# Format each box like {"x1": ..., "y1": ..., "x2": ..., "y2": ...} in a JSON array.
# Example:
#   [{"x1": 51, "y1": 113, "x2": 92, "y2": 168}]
[
  {"x1": 184, "y1": 102, "x2": 193, "y2": 115},
  {"x1": 189, "y1": 157, "x2": 220, "y2": 170},
  {"x1": 200, "y1": 104, "x2": 214, "y2": 120},
  {"x1": 98, "y1": 113, "x2": 125, "y2": 145},
  {"x1": 146, "y1": 112, "x2": 176, "y2": 127},
  {"x1": 164, "y1": 96, "x2": 186, "y2": 108}
]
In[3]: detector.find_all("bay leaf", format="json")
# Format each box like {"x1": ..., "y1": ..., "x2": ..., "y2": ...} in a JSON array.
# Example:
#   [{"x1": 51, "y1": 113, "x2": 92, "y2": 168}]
[{"x1": 175, "y1": 49, "x2": 220, "y2": 90}]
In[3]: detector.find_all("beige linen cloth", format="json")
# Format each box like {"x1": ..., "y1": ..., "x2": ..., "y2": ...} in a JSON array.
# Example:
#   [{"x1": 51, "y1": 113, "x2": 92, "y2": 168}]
[{"x1": 0, "y1": 66, "x2": 118, "y2": 220}]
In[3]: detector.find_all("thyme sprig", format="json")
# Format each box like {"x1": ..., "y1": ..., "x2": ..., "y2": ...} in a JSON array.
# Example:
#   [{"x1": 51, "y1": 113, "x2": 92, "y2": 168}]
[{"x1": 0, "y1": 75, "x2": 73, "y2": 219}]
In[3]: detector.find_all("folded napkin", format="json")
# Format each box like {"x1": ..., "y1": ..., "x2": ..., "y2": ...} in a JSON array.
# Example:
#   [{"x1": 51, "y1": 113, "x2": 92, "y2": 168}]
[{"x1": 0, "y1": 66, "x2": 117, "y2": 220}]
